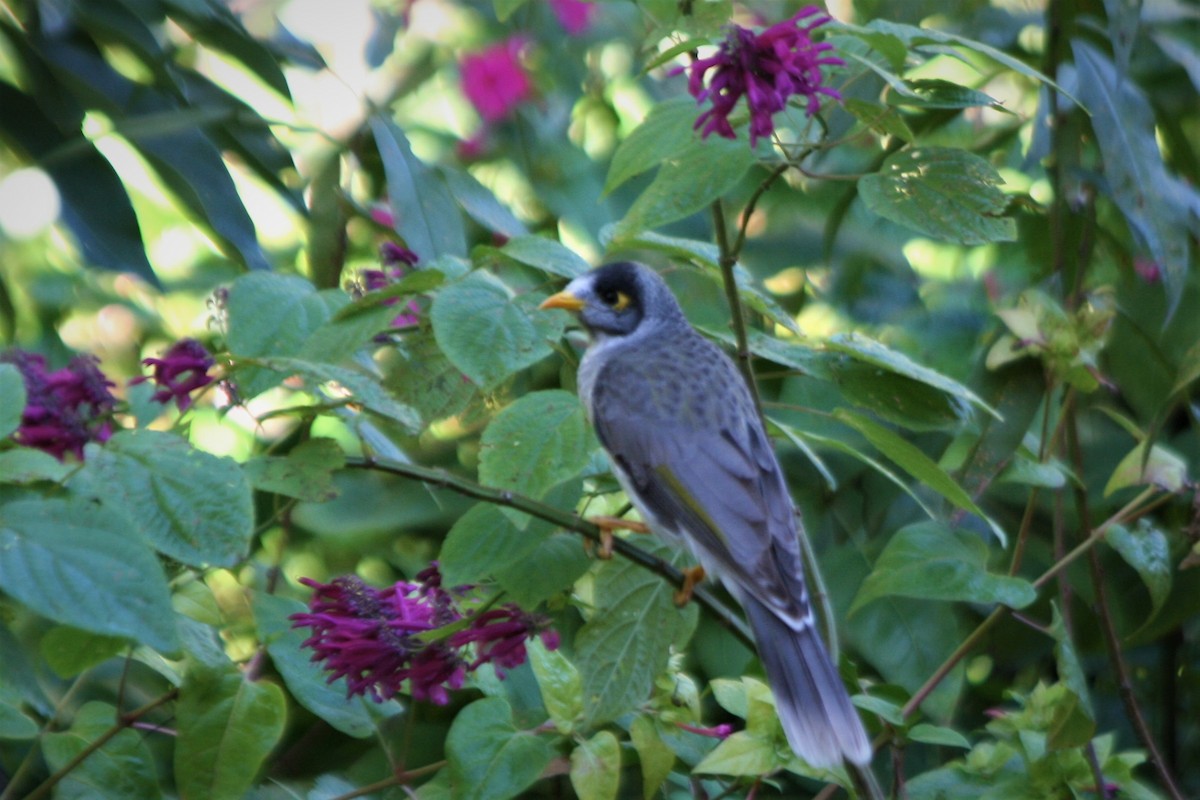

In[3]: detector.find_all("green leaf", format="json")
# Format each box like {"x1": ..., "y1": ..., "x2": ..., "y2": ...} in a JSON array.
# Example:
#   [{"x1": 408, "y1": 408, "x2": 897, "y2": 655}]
[
  {"x1": 440, "y1": 502, "x2": 557, "y2": 587},
  {"x1": 842, "y1": 97, "x2": 914, "y2": 142},
  {"x1": 306, "y1": 154, "x2": 346, "y2": 289},
  {"x1": 824, "y1": 333, "x2": 998, "y2": 419},
  {"x1": 225, "y1": 273, "x2": 350, "y2": 397},
  {"x1": 164, "y1": 0, "x2": 291, "y2": 98},
  {"x1": 175, "y1": 663, "x2": 287, "y2": 800},
  {"x1": 253, "y1": 592, "x2": 385, "y2": 738},
  {"x1": 529, "y1": 638, "x2": 583, "y2": 734},
  {"x1": 432, "y1": 271, "x2": 565, "y2": 389},
  {"x1": 500, "y1": 236, "x2": 592, "y2": 279},
  {"x1": 908, "y1": 723, "x2": 972, "y2": 749},
  {"x1": 576, "y1": 540, "x2": 699, "y2": 724},
  {"x1": 0, "y1": 680, "x2": 39, "y2": 740},
  {"x1": 68, "y1": 430, "x2": 254, "y2": 568},
  {"x1": 889, "y1": 79, "x2": 1008, "y2": 111},
  {"x1": 1104, "y1": 440, "x2": 1188, "y2": 496},
  {"x1": 1106, "y1": 522, "x2": 1172, "y2": 623},
  {"x1": 570, "y1": 731, "x2": 621, "y2": 800},
  {"x1": 446, "y1": 696, "x2": 556, "y2": 800},
  {"x1": 693, "y1": 731, "x2": 777, "y2": 776},
  {"x1": 859, "y1": 147, "x2": 1016, "y2": 245},
  {"x1": 493, "y1": 0, "x2": 531, "y2": 21},
  {"x1": 0, "y1": 363, "x2": 24, "y2": 439},
  {"x1": 630, "y1": 716, "x2": 675, "y2": 800},
  {"x1": 40, "y1": 627, "x2": 128, "y2": 678},
  {"x1": 252, "y1": 356, "x2": 422, "y2": 432},
  {"x1": 0, "y1": 490, "x2": 179, "y2": 653},
  {"x1": 604, "y1": 97, "x2": 698, "y2": 195},
  {"x1": 0, "y1": 84, "x2": 157, "y2": 285},
  {"x1": 852, "y1": 523, "x2": 1035, "y2": 612},
  {"x1": 614, "y1": 135, "x2": 757, "y2": 237},
  {"x1": 42, "y1": 701, "x2": 163, "y2": 800},
  {"x1": 478, "y1": 391, "x2": 595, "y2": 500},
  {"x1": 383, "y1": 330, "x2": 478, "y2": 424},
  {"x1": 833, "y1": 409, "x2": 1006, "y2": 543},
  {"x1": 243, "y1": 438, "x2": 345, "y2": 502},
  {"x1": 492, "y1": 531, "x2": 594, "y2": 607},
  {"x1": 1073, "y1": 41, "x2": 1190, "y2": 316},
  {"x1": 0, "y1": 449, "x2": 74, "y2": 485},
  {"x1": 370, "y1": 114, "x2": 466, "y2": 262},
  {"x1": 1049, "y1": 603, "x2": 1095, "y2": 723},
  {"x1": 440, "y1": 166, "x2": 528, "y2": 238}
]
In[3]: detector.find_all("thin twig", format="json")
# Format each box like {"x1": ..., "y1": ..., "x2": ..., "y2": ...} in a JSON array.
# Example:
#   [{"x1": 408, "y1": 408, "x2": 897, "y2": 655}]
[
  {"x1": 711, "y1": 200, "x2": 764, "y2": 417},
  {"x1": 328, "y1": 760, "x2": 447, "y2": 800},
  {"x1": 22, "y1": 690, "x2": 179, "y2": 800},
  {"x1": 1066, "y1": 416, "x2": 1185, "y2": 800},
  {"x1": 343, "y1": 455, "x2": 754, "y2": 648}
]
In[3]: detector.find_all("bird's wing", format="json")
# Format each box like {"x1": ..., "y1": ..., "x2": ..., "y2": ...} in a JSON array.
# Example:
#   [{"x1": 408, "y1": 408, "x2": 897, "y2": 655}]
[{"x1": 592, "y1": 374, "x2": 811, "y2": 627}]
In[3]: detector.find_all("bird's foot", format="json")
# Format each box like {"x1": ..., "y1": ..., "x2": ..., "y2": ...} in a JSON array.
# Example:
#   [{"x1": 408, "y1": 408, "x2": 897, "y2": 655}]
[
  {"x1": 585, "y1": 515, "x2": 650, "y2": 560},
  {"x1": 674, "y1": 566, "x2": 706, "y2": 606}
]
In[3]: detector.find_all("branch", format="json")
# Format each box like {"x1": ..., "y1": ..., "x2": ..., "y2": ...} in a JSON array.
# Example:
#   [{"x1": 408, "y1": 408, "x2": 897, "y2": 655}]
[
  {"x1": 344, "y1": 455, "x2": 754, "y2": 648},
  {"x1": 22, "y1": 690, "x2": 179, "y2": 800},
  {"x1": 1066, "y1": 417, "x2": 1185, "y2": 800},
  {"x1": 710, "y1": 200, "x2": 763, "y2": 418}
]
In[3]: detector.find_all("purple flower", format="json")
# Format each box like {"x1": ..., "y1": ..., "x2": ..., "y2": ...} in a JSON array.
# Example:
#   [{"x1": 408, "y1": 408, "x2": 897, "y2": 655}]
[
  {"x1": 684, "y1": 7, "x2": 843, "y2": 147},
  {"x1": 461, "y1": 38, "x2": 533, "y2": 124},
  {"x1": 450, "y1": 606, "x2": 559, "y2": 677},
  {"x1": 291, "y1": 574, "x2": 466, "y2": 704},
  {"x1": 134, "y1": 338, "x2": 215, "y2": 411},
  {"x1": 291, "y1": 565, "x2": 558, "y2": 705},
  {"x1": 550, "y1": 0, "x2": 596, "y2": 36},
  {"x1": 2, "y1": 350, "x2": 116, "y2": 460},
  {"x1": 359, "y1": 244, "x2": 422, "y2": 330}
]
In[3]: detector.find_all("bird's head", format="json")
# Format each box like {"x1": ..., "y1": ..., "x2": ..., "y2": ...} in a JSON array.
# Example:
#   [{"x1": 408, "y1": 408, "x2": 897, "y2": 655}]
[{"x1": 539, "y1": 261, "x2": 684, "y2": 340}]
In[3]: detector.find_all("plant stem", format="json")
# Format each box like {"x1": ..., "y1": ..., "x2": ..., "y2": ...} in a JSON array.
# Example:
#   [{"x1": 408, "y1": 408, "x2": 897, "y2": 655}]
[
  {"x1": 1066, "y1": 416, "x2": 1185, "y2": 800},
  {"x1": 329, "y1": 760, "x2": 447, "y2": 800},
  {"x1": 710, "y1": 200, "x2": 763, "y2": 417},
  {"x1": 344, "y1": 455, "x2": 754, "y2": 648}
]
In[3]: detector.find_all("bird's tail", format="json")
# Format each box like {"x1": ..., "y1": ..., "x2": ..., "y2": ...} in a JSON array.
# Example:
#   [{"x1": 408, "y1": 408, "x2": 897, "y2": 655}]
[{"x1": 742, "y1": 596, "x2": 872, "y2": 769}]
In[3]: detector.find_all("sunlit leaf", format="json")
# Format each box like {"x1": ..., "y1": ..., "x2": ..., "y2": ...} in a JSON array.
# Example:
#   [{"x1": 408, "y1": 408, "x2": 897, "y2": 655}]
[
  {"x1": 1103, "y1": 440, "x2": 1188, "y2": 496},
  {"x1": 243, "y1": 438, "x2": 345, "y2": 502},
  {"x1": 529, "y1": 638, "x2": 583, "y2": 735},
  {"x1": 570, "y1": 731, "x2": 621, "y2": 800},
  {"x1": 604, "y1": 98, "x2": 697, "y2": 195},
  {"x1": 501, "y1": 235, "x2": 592, "y2": 278}
]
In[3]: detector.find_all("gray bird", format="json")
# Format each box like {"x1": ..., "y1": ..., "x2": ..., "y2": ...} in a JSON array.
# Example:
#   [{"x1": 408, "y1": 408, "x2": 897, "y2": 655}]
[{"x1": 541, "y1": 261, "x2": 871, "y2": 769}]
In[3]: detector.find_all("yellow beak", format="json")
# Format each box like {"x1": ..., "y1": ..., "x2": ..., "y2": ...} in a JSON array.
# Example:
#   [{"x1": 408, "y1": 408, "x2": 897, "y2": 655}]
[{"x1": 539, "y1": 290, "x2": 586, "y2": 312}]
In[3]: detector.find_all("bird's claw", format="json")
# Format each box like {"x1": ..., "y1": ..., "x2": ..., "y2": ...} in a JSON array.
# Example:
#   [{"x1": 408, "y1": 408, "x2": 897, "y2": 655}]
[{"x1": 674, "y1": 566, "x2": 706, "y2": 606}]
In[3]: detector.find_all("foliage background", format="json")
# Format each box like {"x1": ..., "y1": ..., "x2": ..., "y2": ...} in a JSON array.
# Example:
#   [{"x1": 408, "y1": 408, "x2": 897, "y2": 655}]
[{"x1": 0, "y1": 0, "x2": 1197, "y2": 798}]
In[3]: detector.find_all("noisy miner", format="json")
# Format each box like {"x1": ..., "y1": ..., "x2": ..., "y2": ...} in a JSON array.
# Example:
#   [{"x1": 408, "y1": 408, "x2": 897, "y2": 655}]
[{"x1": 541, "y1": 261, "x2": 871, "y2": 769}]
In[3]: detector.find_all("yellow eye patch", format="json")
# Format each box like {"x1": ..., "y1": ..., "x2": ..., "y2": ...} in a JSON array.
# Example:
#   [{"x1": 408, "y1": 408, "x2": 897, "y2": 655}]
[{"x1": 612, "y1": 291, "x2": 632, "y2": 311}]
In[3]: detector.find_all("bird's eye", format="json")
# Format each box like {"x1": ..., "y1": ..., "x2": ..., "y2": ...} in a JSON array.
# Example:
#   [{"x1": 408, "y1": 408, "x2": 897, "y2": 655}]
[{"x1": 598, "y1": 289, "x2": 632, "y2": 311}]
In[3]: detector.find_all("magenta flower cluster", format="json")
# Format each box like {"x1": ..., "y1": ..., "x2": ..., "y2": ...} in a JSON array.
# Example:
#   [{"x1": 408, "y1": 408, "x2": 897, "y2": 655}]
[
  {"x1": 357, "y1": 236, "x2": 422, "y2": 331},
  {"x1": 291, "y1": 564, "x2": 559, "y2": 705},
  {"x1": 460, "y1": 39, "x2": 533, "y2": 125},
  {"x1": 4, "y1": 338, "x2": 217, "y2": 460},
  {"x1": 133, "y1": 338, "x2": 216, "y2": 411},
  {"x1": 686, "y1": 6, "x2": 843, "y2": 147},
  {"x1": 2, "y1": 351, "x2": 116, "y2": 460}
]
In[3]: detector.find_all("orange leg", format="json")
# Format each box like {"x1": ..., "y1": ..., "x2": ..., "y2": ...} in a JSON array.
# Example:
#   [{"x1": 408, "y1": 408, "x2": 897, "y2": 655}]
[
  {"x1": 585, "y1": 515, "x2": 651, "y2": 560},
  {"x1": 674, "y1": 565, "x2": 707, "y2": 606}
]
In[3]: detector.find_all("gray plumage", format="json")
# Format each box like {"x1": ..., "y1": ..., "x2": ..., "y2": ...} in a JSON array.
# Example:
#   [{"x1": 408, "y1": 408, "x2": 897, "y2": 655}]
[{"x1": 545, "y1": 261, "x2": 871, "y2": 769}]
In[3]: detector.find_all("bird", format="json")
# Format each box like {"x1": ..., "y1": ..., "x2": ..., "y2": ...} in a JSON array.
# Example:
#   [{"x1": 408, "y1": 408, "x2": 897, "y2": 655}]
[{"x1": 540, "y1": 261, "x2": 872, "y2": 769}]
